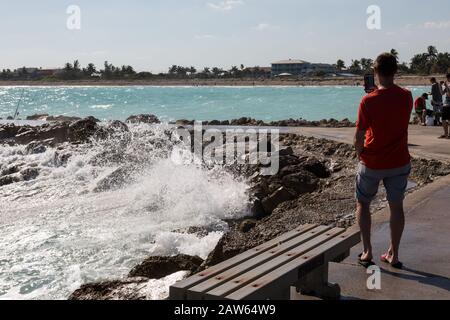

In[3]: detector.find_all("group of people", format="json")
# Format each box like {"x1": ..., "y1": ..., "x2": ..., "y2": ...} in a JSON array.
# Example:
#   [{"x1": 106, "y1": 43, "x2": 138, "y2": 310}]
[{"x1": 414, "y1": 74, "x2": 450, "y2": 138}]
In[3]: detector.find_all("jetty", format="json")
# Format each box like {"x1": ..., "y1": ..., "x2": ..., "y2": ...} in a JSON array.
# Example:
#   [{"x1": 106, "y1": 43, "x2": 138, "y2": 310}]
[{"x1": 290, "y1": 125, "x2": 450, "y2": 300}]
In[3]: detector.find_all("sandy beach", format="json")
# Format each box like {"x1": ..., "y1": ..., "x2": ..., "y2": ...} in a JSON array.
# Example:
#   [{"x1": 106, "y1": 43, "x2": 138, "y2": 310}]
[{"x1": 0, "y1": 75, "x2": 443, "y2": 87}]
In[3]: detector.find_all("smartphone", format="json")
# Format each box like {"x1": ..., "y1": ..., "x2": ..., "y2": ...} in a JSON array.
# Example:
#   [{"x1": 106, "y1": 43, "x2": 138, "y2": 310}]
[{"x1": 364, "y1": 73, "x2": 376, "y2": 93}]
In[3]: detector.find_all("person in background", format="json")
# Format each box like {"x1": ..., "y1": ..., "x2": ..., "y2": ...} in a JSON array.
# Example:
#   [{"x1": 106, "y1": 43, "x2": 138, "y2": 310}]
[
  {"x1": 414, "y1": 93, "x2": 429, "y2": 126},
  {"x1": 442, "y1": 74, "x2": 450, "y2": 138},
  {"x1": 430, "y1": 77, "x2": 444, "y2": 129},
  {"x1": 354, "y1": 53, "x2": 413, "y2": 269}
]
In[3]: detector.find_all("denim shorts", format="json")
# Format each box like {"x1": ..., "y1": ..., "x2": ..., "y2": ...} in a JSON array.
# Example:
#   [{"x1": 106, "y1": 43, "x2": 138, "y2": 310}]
[{"x1": 356, "y1": 163, "x2": 412, "y2": 203}]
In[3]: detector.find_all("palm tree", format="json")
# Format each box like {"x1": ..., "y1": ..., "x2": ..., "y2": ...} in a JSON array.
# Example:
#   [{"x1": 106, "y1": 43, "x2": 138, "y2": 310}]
[
  {"x1": 189, "y1": 66, "x2": 197, "y2": 75},
  {"x1": 212, "y1": 67, "x2": 222, "y2": 77},
  {"x1": 169, "y1": 65, "x2": 178, "y2": 75},
  {"x1": 73, "y1": 60, "x2": 81, "y2": 72},
  {"x1": 360, "y1": 58, "x2": 374, "y2": 71},
  {"x1": 336, "y1": 59, "x2": 346, "y2": 71},
  {"x1": 84, "y1": 63, "x2": 97, "y2": 76},
  {"x1": 427, "y1": 46, "x2": 438, "y2": 60},
  {"x1": 64, "y1": 63, "x2": 73, "y2": 72},
  {"x1": 390, "y1": 49, "x2": 399, "y2": 61},
  {"x1": 350, "y1": 60, "x2": 362, "y2": 73}
]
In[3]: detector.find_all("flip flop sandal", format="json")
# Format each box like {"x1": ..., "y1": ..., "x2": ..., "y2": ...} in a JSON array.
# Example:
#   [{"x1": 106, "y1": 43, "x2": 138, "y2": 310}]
[
  {"x1": 358, "y1": 253, "x2": 376, "y2": 269},
  {"x1": 381, "y1": 254, "x2": 403, "y2": 270},
  {"x1": 438, "y1": 135, "x2": 447, "y2": 139}
]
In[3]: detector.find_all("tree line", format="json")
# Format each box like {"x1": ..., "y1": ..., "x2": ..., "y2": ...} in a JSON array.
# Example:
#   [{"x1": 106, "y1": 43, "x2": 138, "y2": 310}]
[
  {"x1": 1, "y1": 46, "x2": 450, "y2": 81},
  {"x1": 335, "y1": 46, "x2": 450, "y2": 75}
]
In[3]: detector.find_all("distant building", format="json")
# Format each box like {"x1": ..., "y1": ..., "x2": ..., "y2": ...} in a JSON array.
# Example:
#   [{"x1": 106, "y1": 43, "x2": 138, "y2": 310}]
[
  {"x1": 13, "y1": 68, "x2": 62, "y2": 78},
  {"x1": 271, "y1": 59, "x2": 336, "y2": 76},
  {"x1": 36, "y1": 69, "x2": 59, "y2": 77}
]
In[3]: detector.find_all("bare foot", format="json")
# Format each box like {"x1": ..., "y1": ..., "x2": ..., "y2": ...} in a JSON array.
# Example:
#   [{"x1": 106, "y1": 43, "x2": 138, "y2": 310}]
[
  {"x1": 360, "y1": 252, "x2": 373, "y2": 262},
  {"x1": 381, "y1": 252, "x2": 399, "y2": 265}
]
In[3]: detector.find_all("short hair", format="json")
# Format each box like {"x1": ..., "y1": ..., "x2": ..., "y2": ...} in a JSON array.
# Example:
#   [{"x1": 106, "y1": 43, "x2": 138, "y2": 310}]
[
  {"x1": 430, "y1": 77, "x2": 437, "y2": 83},
  {"x1": 422, "y1": 93, "x2": 429, "y2": 99},
  {"x1": 374, "y1": 53, "x2": 398, "y2": 77}
]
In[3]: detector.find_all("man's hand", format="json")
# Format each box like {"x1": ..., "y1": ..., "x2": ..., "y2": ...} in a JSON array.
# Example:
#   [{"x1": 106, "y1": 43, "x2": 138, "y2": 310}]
[{"x1": 354, "y1": 129, "x2": 366, "y2": 158}]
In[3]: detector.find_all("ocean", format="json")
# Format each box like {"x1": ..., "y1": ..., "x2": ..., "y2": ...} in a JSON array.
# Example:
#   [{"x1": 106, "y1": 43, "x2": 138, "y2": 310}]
[{"x1": 0, "y1": 86, "x2": 429, "y2": 122}]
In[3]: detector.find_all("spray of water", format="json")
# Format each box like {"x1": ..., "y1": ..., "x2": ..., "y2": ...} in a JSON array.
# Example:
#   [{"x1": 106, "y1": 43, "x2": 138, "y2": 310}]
[{"x1": 0, "y1": 124, "x2": 250, "y2": 299}]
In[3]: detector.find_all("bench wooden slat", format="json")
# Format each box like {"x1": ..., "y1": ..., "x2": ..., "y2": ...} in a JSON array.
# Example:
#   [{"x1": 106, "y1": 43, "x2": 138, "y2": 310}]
[
  {"x1": 169, "y1": 223, "x2": 317, "y2": 300},
  {"x1": 226, "y1": 229, "x2": 361, "y2": 300},
  {"x1": 186, "y1": 225, "x2": 332, "y2": 299},
  {"x1": 204, "y1": 227, "x2": 346, "y2": 299}
]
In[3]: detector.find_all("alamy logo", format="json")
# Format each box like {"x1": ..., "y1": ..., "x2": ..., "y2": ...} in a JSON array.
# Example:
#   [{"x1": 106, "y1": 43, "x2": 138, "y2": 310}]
[
  {"x1": 367, "y1": 265, "x2": 382, "y2": 290},
  {"x1": 67, "y1": 5, "x2": 81, "y2": 30},
  {"x1": 366, "y1": 5, "x2": 381, "y2": 30},
  {"x1": 170, "y1": 123, "x2": 280, "y2": 176}
]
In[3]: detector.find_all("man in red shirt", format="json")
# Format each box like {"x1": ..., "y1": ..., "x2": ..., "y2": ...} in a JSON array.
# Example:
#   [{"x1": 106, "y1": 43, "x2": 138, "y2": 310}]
[
  {"x1": 414, "y1": 93, "x2": 428, "y2": 126},
  {"x1": 354, "y1": 53, "x2": 413, "y2": 269}
]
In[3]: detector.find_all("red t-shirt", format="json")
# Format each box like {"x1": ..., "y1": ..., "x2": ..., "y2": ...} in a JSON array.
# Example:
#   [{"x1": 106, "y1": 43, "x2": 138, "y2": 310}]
[
  {"x1": 356, "y1": 85, "x2": 413, "y2": 170},
  {"x1": 414, "y1": 97, "x2": 426, "y2": 112}
]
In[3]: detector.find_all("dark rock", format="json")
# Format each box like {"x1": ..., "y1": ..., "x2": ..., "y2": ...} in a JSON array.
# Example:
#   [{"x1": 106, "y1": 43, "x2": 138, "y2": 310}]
[
  {"x1": 176, "y1": 119, "x2": 193, "y2": 126},
  {"x1": 1, "y1": 164, "x2": 21, "y2": 176},
  {"x1": 128, "y1": 255, "x2": 204, "y2": 279},
  {"x1": 262, "y1": 187, "x2": 296, "y2": 214},
  {"x1": 0, "y1": 124, "x2": 20, "y2": 140},
  {"x1": 68, "y1": 118, "x2": 100, "y2": 143},
  {"x1": 20, "y1": 168, "x2": 39, "y2": 181},
  {"x1": 278, "y1": 146, "x2": 294, "y2": 156},
  {"x1": 108, "y1": 120, "x2": 129, "y2": 132},
  {"x1": 249, "y1": 198, "x2": 266, "y2": 219},
  {"x1": 281, "y1": 172, "x2": 319, "y2": 195},
  {"x1": 126, "y1": 114, "x2": 160, "y2": 124},
  {"x1": 26, "y1": 114, "x2": 49, "y2": 121},
  {"x1": 302, "y1": 158, "x2": 331, "y2": 178},
  {"x1": 69, "y1": 278, "x2": 149, "y2": 301},
  {"x1": 25, "y1": 141, "x2": 47, "y2": 154},
  {"x1": 239, "y1": 219, "x2": 257, "y2": 233},
  {"x1": 6, "y1": 116, "x2": 13, "y2": 120},
  {"x1": 86, "y1": 116, "x2": 101, "y2": 123},
  {"x1": 93, "y1": 166, "x2": 134, "y2": 192},
  {"x1": 0, "y1": 175, "x2": 21, "y2": 186},
  {"x1": 53, "y1": 151, "x2": 72, "y2": 167}
]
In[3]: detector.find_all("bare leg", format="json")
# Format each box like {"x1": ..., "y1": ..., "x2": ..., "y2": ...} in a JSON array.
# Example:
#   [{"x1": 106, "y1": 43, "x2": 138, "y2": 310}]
[
  {"x1": 384, "y1": 202, "x2": 405, "y2": 264},
  {"x1": 357, "y1": 201, "x2": 372, "y2": 261},
  {"x1": 443, "y1": 121, "x2": 449, "y2": 137},
  {"x1": 422, "y1": 111, "x2": 426, "y2": 125}
]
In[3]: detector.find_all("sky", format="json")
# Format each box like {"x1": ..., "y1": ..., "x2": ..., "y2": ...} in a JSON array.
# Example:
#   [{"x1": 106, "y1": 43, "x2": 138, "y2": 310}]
[{"x1": 1, "y1": 0, "x2": 450, "y2": 73}]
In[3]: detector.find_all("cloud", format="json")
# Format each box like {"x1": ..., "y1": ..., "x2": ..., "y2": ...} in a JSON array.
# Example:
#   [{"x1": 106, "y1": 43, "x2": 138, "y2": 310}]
[
  {"x1": 252, "y1": 23, "x2": 280, "y2": 31},
  {"x1": 423, "y1": 21, "x2": 450, "y2": 29},
  {"x1": 207, "y1": 0, "x2": 244, "y2": 11},
  {"x1": 194, "y1": 34, "x2": 216, "y2": 39}
]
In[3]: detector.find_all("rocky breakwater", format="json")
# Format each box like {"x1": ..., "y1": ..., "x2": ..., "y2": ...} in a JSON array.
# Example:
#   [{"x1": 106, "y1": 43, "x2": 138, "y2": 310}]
[
  {"x1": 174, "y1": 117, "x2": 355, "y2": 128},
  {"x1": 0, "y1": 114, "x2": 161, "y2": 188},
  {"x1": 200, "y1": 134, "x2": 450, "y2": 269}
]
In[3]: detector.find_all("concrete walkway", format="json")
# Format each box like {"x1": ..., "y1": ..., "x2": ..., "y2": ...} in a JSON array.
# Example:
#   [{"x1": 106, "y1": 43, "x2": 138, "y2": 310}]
[
  {"x1": 292, "y1": 125, "x2": 450, "y2": 300},
  {"x1": 330, "y1": 175, "x2": 450, "y2": 300},
  {"x1": 292, "y1": 125, "x2": 450, "y2": 162}
]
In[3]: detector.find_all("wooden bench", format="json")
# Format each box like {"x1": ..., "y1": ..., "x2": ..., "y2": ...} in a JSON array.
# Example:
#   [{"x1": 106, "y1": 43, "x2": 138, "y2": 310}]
[{"x1": 169, "y1": 224, "x2": 360, "y2": 300}]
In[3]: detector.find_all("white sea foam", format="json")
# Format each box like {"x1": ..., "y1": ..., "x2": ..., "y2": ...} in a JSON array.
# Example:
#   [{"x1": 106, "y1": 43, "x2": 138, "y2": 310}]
[{"x1": 0, "y1": 124, "x2": 249, "y2": 300}]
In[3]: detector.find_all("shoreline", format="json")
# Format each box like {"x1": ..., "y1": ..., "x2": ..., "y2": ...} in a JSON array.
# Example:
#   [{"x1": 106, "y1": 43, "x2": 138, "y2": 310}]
[{"x1": 0, "y1": 75, "x2": 442, "y2": 87}]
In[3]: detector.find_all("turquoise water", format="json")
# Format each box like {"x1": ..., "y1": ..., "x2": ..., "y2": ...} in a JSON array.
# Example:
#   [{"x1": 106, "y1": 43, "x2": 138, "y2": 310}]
[{"x1": 0, "y1": 86, "x2": 428, "y2": 122}]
